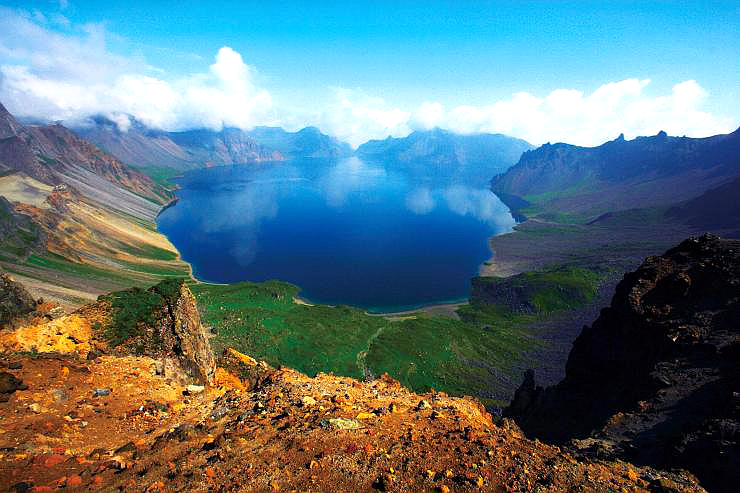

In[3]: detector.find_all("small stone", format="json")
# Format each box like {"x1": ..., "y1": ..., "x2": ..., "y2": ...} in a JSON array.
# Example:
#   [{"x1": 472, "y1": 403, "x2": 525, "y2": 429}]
[
  {"x1": 29, "y1": 403, "x2": 41, "y2": 413},
  {"x1": 300, "y1": 396, "x2": 316, "y2": 407},
  {"x1": 355, "y1": 412, "x2": 375, "y2": 420},
  {"x1": 48, "y1": 306, "x2": 65, "y2": 319},
  {"x1": 438, "y1": 486, "x2": 450, "y2": 493},
  {"x1": 416, "y1": 400, "x2": 432, "y2": 410},
  {"x1": 51, "y1": 389, "x2": 68, "y2": 402},
  {"x1": 328, "y1": 418, "x2": 361, "y2": 430},
  {"x1": 186, "y1": 385, "x2": 205, "y2": 394},
  {"x1": 92, "y1": 388, "x2": 111, "y2": 397}
]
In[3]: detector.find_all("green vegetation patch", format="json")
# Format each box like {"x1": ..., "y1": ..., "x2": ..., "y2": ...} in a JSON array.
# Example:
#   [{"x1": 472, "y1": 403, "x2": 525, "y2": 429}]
[
  {"x1": 472, "y1": 266, "x2": 603, "y2": 314},
  {"x1": 192, "y1": 279, "x2": 549, "y2": 406},
  {"x1": 24, "y1": 253, "x2": 132, "y2": 284},
  {"x1": 191, "y1": 281, "x2": 386, "y2": 379},
  {"x1": 133, "y1": 165, "x2": 182, "y2": 189},
  {"x1": 118, "y1": 241, "x2": 178, "y2": 261},
  {"x1": 99, "y1": 278, "x2": 185, "y2": 347}
]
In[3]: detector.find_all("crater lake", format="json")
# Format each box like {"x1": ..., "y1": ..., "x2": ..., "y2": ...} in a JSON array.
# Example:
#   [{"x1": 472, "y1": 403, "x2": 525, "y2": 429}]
[{"x1": 157, "y1": 157, "x2": 515, "y2": 312}]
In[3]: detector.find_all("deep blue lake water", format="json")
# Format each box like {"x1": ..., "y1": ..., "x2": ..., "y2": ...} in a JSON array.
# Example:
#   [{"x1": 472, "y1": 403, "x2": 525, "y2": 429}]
[{"x1": 157, "y1": 157, "x2": 515, "y2": 312}]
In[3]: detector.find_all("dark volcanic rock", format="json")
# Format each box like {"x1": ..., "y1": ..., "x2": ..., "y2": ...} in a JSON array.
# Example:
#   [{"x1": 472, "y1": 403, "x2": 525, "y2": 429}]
[
  {"x1": 505, "y1": 234, "x2": 740, "y2": 492},
  {"x1": 0, "y1": 271, "x2": 37, "y2": 328},
  {"x1": 0, "y1": 371, "x2": 27, "y2": 402}
]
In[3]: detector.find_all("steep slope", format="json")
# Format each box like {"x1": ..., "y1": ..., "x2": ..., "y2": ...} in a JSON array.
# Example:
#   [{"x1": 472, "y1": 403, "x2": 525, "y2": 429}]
[
  {"x1": 74, "y1": 116, "x2": 199, "y2": 170},
  {"x1": 247, "y1": 125, "x2": 352, "y2": 159},
  {"x1": 77, "y1": 116, "x2": 285, "y2": 170},
  {"x1": 491, "y1": 128, "x2": 740, "y2": 217},
  {"x1": 667, "y1": 177, "x2": 740, "y2": 234},
  {"x1": 0, "y1": 104, "x2": 189, "y2": 308},
  {"x1": 506, "y1": 234, "x2": 740, "y2": 493},
  {"x1": 0, "y1": 278, "x2": 706, "y2": 492},
  {"x1": 168, "y1": 127, "x2": 284, "y2": 166},
  {"x1": 0, "y1": 104, "x2": 170, "y2": 207},
  {"x1": 357, "y1": 128, "x2": 533, "y2": 184}
]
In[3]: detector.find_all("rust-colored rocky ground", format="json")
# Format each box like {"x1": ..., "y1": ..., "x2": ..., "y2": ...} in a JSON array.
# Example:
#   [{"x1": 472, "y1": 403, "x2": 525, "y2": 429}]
[{"x1": 0, "y1": 278, "x2": 706, "y2": 492}]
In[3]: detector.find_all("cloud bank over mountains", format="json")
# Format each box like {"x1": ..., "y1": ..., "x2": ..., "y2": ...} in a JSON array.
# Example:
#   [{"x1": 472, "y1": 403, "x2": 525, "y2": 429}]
[{"x1": 0, "y1": 6, "x2": 736, "y2": 148}]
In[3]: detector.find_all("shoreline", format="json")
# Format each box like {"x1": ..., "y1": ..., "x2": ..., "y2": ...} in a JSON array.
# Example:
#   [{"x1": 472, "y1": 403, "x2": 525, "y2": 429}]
[{"x1": 155, "y1": 197, "x2": 506, "y2": 318}]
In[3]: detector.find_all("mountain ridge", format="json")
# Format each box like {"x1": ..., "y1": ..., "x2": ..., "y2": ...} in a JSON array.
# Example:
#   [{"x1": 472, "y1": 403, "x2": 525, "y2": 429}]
[
  {"x1": 491, "y1": 127, "x2": 740, "y2": 217},
  {"x1": 357, "y1": 128, "x2": 534, "y2": 184}
]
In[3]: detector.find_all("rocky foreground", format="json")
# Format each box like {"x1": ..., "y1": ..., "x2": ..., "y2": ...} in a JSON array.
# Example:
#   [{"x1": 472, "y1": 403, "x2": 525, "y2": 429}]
[
  {"x1": 507, "y1": 234, "x2": 740, "y2": 492},
  {"x1": 0, "y1": 276, "x2": 707, "y2": 491}
]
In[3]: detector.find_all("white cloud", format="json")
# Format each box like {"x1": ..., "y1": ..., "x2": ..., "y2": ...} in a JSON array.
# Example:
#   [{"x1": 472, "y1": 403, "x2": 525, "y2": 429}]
[
  {"x1": 318, "y1": 88, "x2": 411, "y2": 147},
  {"x1": 410, "y1": 78, "x2": 735, "y2": 146},
  {"x1": 0, "y1": 7, "x2": 273, "y2": 131},
  {"x1": 0, "y1": 6, "x2": 735, "y2": 148}
]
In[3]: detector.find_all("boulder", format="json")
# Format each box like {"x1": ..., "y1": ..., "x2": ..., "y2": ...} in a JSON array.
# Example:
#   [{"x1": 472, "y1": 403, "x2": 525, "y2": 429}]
[{"x1": 0, "y1": 272, "x2": 37, "y2": 328}]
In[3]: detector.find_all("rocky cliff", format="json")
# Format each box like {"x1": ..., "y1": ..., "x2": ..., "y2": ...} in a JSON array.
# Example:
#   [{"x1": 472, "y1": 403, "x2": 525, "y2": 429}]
[
  {"x1": 506, "y1": 234, "x2": 740, "y2": 492},
  {"x1": 0, "y1": 271, "x2": 37, "y2": 328}
]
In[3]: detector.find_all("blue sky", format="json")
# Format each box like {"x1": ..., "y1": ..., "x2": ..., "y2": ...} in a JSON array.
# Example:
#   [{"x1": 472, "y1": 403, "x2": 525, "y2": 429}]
[{"x1": 0, "y1": 1, "x2": 738, "y2": 146}]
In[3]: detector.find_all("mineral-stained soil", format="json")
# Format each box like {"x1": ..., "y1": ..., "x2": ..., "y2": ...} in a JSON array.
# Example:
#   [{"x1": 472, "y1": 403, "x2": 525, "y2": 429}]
[{"x1": 0, "y1": 280, "x2": 706, "y2": 492}]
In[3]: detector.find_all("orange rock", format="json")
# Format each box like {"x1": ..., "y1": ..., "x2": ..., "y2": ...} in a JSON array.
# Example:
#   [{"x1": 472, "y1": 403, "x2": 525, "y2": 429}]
[
  {"x1": 67, "y1": 475, "x2": 83, "y2": 487},
  {"x1": 145, "y1": 481, "x2": 165, "y2": 492},
  {"x1": 44, "y1": 454, "x2": 66, "y2": 467},
  {"x1": 206, "y1": 467, "x2": 216, "y2": 478}
]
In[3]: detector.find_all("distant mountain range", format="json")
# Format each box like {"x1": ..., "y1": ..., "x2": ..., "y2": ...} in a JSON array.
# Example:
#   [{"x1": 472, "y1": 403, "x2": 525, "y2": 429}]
[
  {"x1": 492, "y1": 128, "x2": 740, "y2": 217},
  {"x1": 75, "y1": 117, "x2": 353, "y2": 171},
  {"x1": 357, "y1": 128, "x2": 534, "y2": 184},
  {"x1": 246, "y1": 126, "x2": 352, "y2": 160}
]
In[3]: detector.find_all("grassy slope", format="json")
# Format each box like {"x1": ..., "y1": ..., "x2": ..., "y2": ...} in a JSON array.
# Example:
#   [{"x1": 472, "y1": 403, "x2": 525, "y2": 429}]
[{"x1": 189, "y1": 268, "x2": 603, "y2": 406}]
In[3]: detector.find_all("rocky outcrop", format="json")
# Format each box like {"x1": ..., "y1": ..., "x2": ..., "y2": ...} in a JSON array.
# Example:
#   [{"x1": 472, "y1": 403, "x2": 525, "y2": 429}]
[
  {"x1": 0, "y1": 271, "x2": 37, "y2": 328},
  {"x1": 151, "y1": 280, "x2": 216, "y2": 386},
  {"x1": 95, "y1": 279, "x2": 216, "y2": 386},
  {"x1": 505, "y1": 234, "x2": 740, "y2": 492}
]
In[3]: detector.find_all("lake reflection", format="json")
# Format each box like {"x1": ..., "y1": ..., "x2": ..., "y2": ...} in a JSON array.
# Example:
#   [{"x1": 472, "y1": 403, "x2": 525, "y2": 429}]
[{"x1": 157, "y1": 157, "x2": 515, "y2": 312}]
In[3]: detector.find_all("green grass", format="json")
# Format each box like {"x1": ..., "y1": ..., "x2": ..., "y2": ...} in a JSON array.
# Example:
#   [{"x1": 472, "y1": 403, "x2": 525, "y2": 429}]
[
  {"x1": 190, "y1": 279, "x2": 561, "y2": 405},
  {"x1": 115, "y1": 258, "x2": 189, "y2": 277},
  {"x1": 100, "y1": 278, "x2": 185, "y2": 348},
  {"x1": 24, "y1": 253, "x2": 133, "y2": 284},
  {"x1": 133, "y1": 165, "x2": 182, "y2": 189},
  {"x1": 472, "y1": 266, "x2": 604, "y2": 314},
  {"x1": 191, "y1": 281, "x2": 386, "y2": 379},
  {"x1": 118, "y1": 241, "x2": 179, "y2": 261}
]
